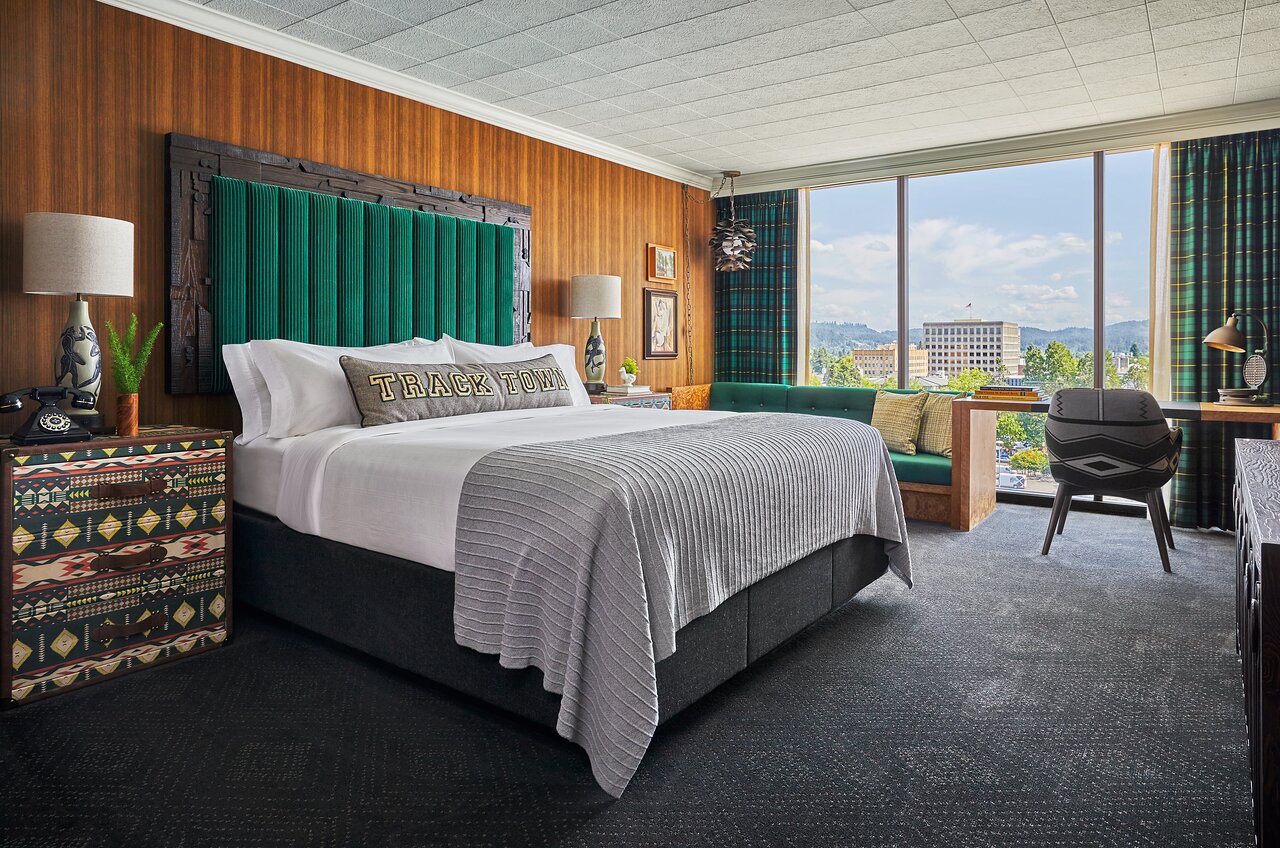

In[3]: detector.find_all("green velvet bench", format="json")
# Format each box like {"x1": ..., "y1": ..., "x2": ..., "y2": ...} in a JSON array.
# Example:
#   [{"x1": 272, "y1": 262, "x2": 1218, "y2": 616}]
[{"x1": 672, "y1": 382, "x2": 986, "y2": 529}]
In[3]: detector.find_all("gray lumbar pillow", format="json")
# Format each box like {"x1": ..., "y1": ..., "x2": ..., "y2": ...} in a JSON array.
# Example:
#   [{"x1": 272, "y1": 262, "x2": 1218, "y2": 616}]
[{"x1": 340, "y1": 353, "x2": 575, "y2": 427}]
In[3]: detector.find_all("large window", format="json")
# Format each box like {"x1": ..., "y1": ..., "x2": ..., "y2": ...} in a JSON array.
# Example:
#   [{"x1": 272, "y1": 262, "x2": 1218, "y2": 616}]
[{"x1": 806, "y1": 149, "x2": 1157, "y2": 495}]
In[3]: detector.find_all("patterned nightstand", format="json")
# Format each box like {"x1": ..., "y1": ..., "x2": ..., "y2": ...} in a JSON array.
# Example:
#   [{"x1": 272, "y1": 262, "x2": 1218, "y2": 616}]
[
  {"x1": 588, "y1": 392, "x2": 672, "y2": 410},
  {"x1": 3, "y1": 426, "x2": 231, "y2": 705}
]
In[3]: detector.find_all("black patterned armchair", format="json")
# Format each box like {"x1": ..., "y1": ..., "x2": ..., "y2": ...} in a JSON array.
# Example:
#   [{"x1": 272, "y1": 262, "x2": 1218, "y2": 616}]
[{"x1": 1042, "y1": 388, "x2": 1182, "y2": 572}]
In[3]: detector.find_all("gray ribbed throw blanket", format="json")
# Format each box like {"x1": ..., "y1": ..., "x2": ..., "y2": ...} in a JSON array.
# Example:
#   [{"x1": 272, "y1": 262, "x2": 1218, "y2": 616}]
[{"x1": 453, "y1": 412, "x2": 911, "y2": 797}]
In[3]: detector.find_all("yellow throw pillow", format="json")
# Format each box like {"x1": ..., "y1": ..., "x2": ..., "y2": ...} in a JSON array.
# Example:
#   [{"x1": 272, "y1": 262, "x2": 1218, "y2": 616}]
[
  {"x1": 917, "y1": 392, "x2": 954, "y2": 457},
  {"x1": 870, "y1": 390, "x2": 928, "y2": 455}
]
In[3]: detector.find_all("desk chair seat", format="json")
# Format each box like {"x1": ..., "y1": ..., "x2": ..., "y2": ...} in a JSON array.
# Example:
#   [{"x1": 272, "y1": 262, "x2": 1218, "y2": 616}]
[{"x1": 1041, "y1": 388, "x2": 1182, "y2": 572}]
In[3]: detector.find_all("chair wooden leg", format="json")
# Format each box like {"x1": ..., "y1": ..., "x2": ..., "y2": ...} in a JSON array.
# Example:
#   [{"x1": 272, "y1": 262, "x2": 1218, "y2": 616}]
[
  {"x1": 1043, "y1": 486, "x2": 1069, "y2": 556},
  {"x1": 1055, "y1": 490, "x2": 1070, "y2": 535},
  {"x1": 1146, "y1": 490, "x2": 1172, "y2": 573},
  {"x1": 1157, "y1": 493, "x2": 1175, "y2": 550}
]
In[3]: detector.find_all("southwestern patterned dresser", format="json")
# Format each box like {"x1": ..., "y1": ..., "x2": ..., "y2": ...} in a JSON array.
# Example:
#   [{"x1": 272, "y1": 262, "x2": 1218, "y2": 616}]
[{"x1": 3, "y1": 426, "x2": 231, "y2": 705}]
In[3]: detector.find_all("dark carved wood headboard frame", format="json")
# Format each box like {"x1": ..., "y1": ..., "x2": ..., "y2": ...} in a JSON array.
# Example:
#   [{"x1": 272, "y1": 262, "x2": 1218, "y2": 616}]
[{"x1": 165, "y1": 133, "x2": 533, "y2": 394}]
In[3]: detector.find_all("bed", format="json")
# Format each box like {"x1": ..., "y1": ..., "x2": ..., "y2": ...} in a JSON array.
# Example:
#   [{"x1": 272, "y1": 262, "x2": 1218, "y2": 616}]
[{"x1": 169, "y1": 136, "x2": 912, "y2": 796}]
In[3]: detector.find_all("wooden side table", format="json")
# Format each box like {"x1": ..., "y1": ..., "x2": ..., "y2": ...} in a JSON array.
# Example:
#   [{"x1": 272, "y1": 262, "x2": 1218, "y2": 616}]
[
  {"x1": 589, "y1": 392, "x2": 672, "y2": 410},
  {"x1": 3, "y1": 425, "x2": 232, "y2": 705}
]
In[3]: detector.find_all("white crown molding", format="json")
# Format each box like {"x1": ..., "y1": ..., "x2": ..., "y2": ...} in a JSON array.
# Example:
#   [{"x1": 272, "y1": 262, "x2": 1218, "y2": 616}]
[
  {"x1": 731, "y1": 100, "x2": 1280, "y2": 193},
  {"x1": 96, "y1": 0, "x2": 715, "y2": 189}
]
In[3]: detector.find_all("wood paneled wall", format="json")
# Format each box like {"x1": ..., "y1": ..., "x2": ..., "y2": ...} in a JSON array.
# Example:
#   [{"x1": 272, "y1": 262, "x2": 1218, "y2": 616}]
[{"x1": 0, "y1": 0, "x2": 715, "y2": 432}]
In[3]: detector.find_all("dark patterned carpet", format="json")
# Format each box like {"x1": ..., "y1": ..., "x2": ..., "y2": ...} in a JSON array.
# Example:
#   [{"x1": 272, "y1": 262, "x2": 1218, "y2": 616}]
[{"x1": 0, "y1": 505, "x2": 1253, "y2": 847}]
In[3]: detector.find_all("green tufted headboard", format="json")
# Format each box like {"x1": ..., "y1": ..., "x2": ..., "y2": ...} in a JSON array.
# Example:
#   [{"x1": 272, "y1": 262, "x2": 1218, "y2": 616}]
[
  {"x1": 208, "y1": 176, "x2": 515, "y2": 392},
  {"x1": 166, "y1": 134, "x2": 532, "y2": 394}
]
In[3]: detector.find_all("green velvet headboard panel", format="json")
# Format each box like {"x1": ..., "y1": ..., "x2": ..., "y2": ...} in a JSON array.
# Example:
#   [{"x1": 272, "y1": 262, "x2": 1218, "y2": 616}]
[{"x1": 209, "y1": 175, "x2": 516, "y2": 391}]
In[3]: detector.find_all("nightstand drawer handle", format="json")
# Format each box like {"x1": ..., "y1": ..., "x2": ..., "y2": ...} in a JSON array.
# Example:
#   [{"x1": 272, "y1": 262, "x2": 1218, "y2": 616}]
[
  {"x1": 90, "y1": 611, "x2": 168, "y2": 643},
  {"x1": 89, "y1": 477, "x2": 166, "y2": 499},
  {"x1": 88, "y1": 545, "x2": 165, "y2": 571}
]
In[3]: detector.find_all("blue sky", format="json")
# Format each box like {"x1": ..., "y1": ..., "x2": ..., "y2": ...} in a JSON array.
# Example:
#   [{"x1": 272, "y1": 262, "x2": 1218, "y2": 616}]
[{"x1": 809, "y1": 149, "x2": 1154, "y2": 332}]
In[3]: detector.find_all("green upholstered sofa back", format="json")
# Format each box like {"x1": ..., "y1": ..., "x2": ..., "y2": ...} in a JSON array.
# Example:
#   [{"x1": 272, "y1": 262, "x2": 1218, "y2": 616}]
[{"x1": 705, "y1": 383, "x2": 961, "y2": 487}]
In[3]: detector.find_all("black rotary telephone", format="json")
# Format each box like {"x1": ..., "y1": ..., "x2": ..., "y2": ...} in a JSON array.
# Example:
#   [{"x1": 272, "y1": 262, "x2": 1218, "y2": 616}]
[{"x1": 1, "y1": 386, "x2": 96, "y2": 446}]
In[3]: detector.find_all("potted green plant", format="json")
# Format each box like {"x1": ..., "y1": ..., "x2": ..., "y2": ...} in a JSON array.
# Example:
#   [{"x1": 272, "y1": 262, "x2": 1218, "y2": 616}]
[
  {"x1": 105, "y1": 314, "x2": 163, "y2": 437},
  {"x1": 619, "y1": 356, "x2": 639, "y2": 386}
]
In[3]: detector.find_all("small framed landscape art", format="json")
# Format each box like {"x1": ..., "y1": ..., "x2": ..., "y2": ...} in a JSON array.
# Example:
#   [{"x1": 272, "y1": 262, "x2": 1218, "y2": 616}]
[
  {"x1": 644, "y1": 288, "x2": 678, "y2": 359},
  {"x1": 647, "y1": 243, "x2": 677, "y2": 283}
]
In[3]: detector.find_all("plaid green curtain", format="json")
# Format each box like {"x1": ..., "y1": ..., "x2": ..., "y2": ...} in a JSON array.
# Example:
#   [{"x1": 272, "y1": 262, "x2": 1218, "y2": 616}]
[
  {"x1": 1169, "y1": 130, "x2": 1280, "y2": 530},
  {"x1": 714, "y1": 190, "x2": 798, "y2": 383}
]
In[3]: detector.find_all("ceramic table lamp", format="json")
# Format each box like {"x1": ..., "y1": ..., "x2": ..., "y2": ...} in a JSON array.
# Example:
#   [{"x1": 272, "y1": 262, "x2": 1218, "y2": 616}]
[
  {"x1": 570, "y1": 274, "x2": 622, "y2": 394},
  {"x1": 23, "y1": 212, "x2": 135, "y2": 431}
]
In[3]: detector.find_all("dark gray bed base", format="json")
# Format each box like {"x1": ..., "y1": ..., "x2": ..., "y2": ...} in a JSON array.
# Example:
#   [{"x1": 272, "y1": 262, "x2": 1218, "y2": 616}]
[{"x1": 233, "y1": 507, "x2": 891, "y2": 728}]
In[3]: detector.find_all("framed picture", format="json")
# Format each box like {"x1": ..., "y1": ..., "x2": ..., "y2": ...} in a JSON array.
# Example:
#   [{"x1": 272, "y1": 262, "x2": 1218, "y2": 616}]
[
  {"x1": 647, "y1": 243, "x2": 677, "y2": 283},
  {"x1": 644, "y1": 288, "x2": 678, "y2": 360}
]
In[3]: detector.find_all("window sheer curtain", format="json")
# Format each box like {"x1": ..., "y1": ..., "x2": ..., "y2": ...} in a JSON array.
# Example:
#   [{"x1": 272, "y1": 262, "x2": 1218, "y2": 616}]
[
  {"x1": 1168, "y1": 130, "x2": 1280, "y2": 530},
  {"x1": 1149, "y1": 143, "x2": 1172, "y2": 401},
  {"x1": 713, "y1": 190, "x2": 799, "y2": 384}
]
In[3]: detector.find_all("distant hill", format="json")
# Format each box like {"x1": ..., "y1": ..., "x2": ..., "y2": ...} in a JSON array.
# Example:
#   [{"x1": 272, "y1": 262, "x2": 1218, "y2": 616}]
[{"x1": 809, "y1": 320, "x2": 1149, "y2": 356}]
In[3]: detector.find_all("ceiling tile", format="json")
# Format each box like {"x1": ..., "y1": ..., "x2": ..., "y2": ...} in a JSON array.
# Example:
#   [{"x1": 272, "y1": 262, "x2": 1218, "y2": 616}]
[
  {"x1": 568, "y1": 38, "x2": 663, "y2": 72},
  {"x1": 978, "y1": 25, "x2": 1065, "y2": 62},
  {"x1": 959, "y1": 0, "x2": 1053, "y2": 40},
  {"x1": 370, "y1": 26, "x2": 466, "y2": 61},
  {"x1": 626, "y1": 0, "x2": 850, "y2": 58},
  {"x1": 1007, "y1": 67, "x2": 1085, "y2": 94},
  {"x1": 614, "y1": 60, "x2": 694, "y2": 88},
  {"x1": 1242, "y1": 28, "x2": 1280, "y2": 53},
  {"x1": 1067, "y1": 31, "x2": 1153, "y2": 66},
  {"x1": 481, "y1": 68, "x2": 558, "y2": 96},
  {"x1": 1245, "y1": 1, "x2": 1280, "y2": 28},
  {"x1": 206, "y1": 0, "x2": 300, "y2": 29},
  {"x1": 562, "y1": 99, "x2": 630, "y2": 120},
  {"x1": 959, "y1": 96, "x2": 1026, "y2": 119},
  {"x1": 886, "y1": 19, "x2": 975, "y2": 55},
  {"x1": 480, "y1": 32, "x2": 565, "y2": 66},
  {"x1": 1152, "y1": 12, "x2": 1245, "y2": 50},
  {"x1": 280, "y1": 18, "x2": 363, "y2": 50},
  {"x1": 1045, "y1": 0, "x2": 1143, "y2": 23},
  {"x1": 860, "y1": 0, "x2": 956, "y2": 35},
  {"x1": 591, "y1": 112, "x2": 661, "y2": 133},
  {"x1": 400, "y1": 60, "x2": 470, "y2": 87},
  {"x1": 369, "y1": 0, "x2": 475, "y2": 26},
  {"x1": 1154, "y1": 36, "x2": 1240, "y2": 68},
  {"x1": 523, "y1": 54, "x2": 602, "y2": 84},
  {"x1": 994, "y1": 47, "x2": 1076, "y2": 78},
  {"x1": 308, "y1": 1, "x2": 407, "y2": 42},
  {"x1": 570, "y1": 74, "x2": 643, "y2": 99},
  {"x1": 946, "y1": 80, "x2": 1018, "y2": 104},
  {"x1": 1083, "y1": 72, "x2": 1159, "y2": 98},
  {"x1": 451, "y1": 78, "x2": 511, "y2": 100},
  {"x1": 257, "y1": 0, "x2": 341, "y2": 15},
  {"x1": 1027, "y1": 84, "x2": 1092, "y2": 108},
  {"x1": 1238, "y1": 47, "x2": 1280, "y2": 75},
  {"x1": 1056, "y1": 7, "x2": 1151, "y2": 47},
  {"x1": 419, "y1": 6, "x2": 516, "y2": 46},
  {"x1": 1076, "y1": 52, "x2": 1157, "y2": 84},
  {"x1": 465, "y1": 0, "x2": 574, "y2": 28},
  {"x1": 1160, "y1": 78, "x2": 1237, "y2": 101},
  {"x1": 946, "y1": 0, "x2": 1024, "y2": 14},
  {"x1": 1161, "y1": 58, "x2": 1240, "y2": 87},
  {"x1": 524, "y1": 84, "x2": 599, "y2": 108},
  {"x1": 435, "y1": 47, "x2": 515, "y2": 77},
  {"x1": 581, "y1": 0, "x2": 752, "y2": 38},
  {"x1": 523, "y1": 14, "x2": 619, "y2": 51},
  {"x1": 667, "y1": 11, "x2": 881, "y2": 77},
  {"x1": 1235, "y1": 68, "x2": 1280, "y2": 91},
  {"x1": 1147, "y1": 0, "x2": 1245, "y2": 28},
  {"x1": 345, "y1": 41, "x2": 420, "y2": 69}
]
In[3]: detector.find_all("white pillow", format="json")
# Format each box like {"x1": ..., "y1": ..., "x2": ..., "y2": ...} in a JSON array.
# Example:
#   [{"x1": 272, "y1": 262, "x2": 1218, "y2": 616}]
[
  {"x1": 223, "y1": 343, "x2": 272, "y2": 443},
  {"x1": 253, "y1": 338, "x2": 452, "y2": 438},
  {"x1": 446, "y1": 336, "x2": 590, "y2": 407}
]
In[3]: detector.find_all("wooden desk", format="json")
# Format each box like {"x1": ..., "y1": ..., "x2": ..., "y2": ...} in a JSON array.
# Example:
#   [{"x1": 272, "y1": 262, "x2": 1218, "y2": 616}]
[{"x1": 950, "y1": 397, "x2": 1280, "y2": 531}]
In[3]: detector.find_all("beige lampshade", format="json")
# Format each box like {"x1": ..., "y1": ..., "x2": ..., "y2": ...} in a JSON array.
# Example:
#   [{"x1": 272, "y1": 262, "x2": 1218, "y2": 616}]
[
  {"x1": 570, "y1": 274, "x2": 622, "y2": 319},
  {"x1": 1203, "y1": 314, "x2": 1247, "y2": 353},
  {"x1": 23, "y1": 212, "x2": 135, "y2": 297}
]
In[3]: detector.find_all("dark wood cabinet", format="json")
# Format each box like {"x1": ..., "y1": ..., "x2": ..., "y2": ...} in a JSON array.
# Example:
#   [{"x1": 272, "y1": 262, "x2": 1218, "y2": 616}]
[
  {"x1": 3, "y1": 426, "x2": 231, "y2": 704},
  {"x1": 1235, "y1": 438, "x2": 1280, "y2": 847}
]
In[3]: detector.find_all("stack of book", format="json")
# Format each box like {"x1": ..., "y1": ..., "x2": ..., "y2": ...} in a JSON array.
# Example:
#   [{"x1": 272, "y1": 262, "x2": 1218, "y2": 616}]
[
  {"x1": 973, "y1": 384, "x2": 1048, "y2": 401},
  {"x1": 605, "y1": 384, "x2": 652, "y2": 395}
]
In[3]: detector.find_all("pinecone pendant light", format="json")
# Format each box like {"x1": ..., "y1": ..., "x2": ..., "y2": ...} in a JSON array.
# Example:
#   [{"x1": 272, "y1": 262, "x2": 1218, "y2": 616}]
[{"x1": 709, "y1": 170, "x2": 756, "y2": 272}]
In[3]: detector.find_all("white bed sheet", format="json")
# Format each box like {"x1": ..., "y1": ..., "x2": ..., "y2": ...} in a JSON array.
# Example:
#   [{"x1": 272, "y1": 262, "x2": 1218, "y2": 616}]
[
  {"x1": 273, "y1": 405, "x2": 733, "y2": 573},
  {"x1": 231, "y1": 436, "x2": 291, "y2": 515}
]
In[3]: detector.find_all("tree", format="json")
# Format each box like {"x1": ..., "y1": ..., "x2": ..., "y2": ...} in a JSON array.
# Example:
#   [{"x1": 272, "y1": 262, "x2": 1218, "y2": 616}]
[
  {"x1": 1013, "y1": 411, "x2": 1045, "y2": 448},
  {"x1": 1123, "y1": 354, "x2": 1151, "y2": 391},
  {"x1": 810, "y1": 346, "x2": 836, "y2": 382},
  {"x1": 827, "y1": 355, "x2": 860, "y2": 388},
  {"x1": 1010, "y1": 448, "x2": 1049, "y2": 473},
  {"x1": 945, "y1": 368, "x2": 992, "y2": 395},
  {"x1": 1129, "y1": 342, "x2": 1142, "y2": 359},
  {"x1": 1023, "y1": 344, "x2": 1047, "y2": 385},
  {"x1": 996, "y1": 414, "x2": 1026, "y2": 446}
]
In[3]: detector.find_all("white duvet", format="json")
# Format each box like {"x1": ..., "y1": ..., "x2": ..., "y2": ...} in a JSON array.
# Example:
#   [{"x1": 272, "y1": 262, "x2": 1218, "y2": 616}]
[{"x1": 274, "y1": 405, "x2": 734, "y2": 571}]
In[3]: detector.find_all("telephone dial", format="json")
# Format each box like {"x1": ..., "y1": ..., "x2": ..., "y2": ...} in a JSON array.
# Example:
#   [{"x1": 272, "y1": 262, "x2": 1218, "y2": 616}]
[{"x1": 1, "y1": 386, "x2": 96, "y2": 446}]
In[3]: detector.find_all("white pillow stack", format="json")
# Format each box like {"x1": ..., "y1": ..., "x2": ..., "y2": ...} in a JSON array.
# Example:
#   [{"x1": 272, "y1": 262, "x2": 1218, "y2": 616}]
[
  {"x1": 442, "y1": 335, "x2": 590, "y2": 407},
  {"x1": 223, "y1": 335, "x2": 588, "y2": 441}
]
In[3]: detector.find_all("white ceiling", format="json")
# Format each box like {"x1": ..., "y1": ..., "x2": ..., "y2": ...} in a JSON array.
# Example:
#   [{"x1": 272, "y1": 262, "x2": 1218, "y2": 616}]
[{"x1": 174, "y1": 0, "x2": 1280, "y2": 181}]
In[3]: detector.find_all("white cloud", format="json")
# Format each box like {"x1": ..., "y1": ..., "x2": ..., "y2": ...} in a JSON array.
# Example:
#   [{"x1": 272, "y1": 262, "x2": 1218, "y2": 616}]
[{"x1": 810, "y1": 239, "x2": 835, "y2": 253}]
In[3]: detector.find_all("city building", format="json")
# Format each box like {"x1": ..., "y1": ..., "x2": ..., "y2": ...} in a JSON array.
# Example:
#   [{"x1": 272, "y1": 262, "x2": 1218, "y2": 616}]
[
  {"x1": 922, "y1": 319, "x2": 1021, "y2": 378},
  {"x1": 851, "y1": 343, "x2": 929, "y2": 382}
]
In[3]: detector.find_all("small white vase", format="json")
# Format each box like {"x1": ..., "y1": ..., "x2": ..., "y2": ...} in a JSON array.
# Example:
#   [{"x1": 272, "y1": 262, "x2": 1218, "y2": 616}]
[{"x1": 619, "y1": 368, "x2": 636, "y2": 386}]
